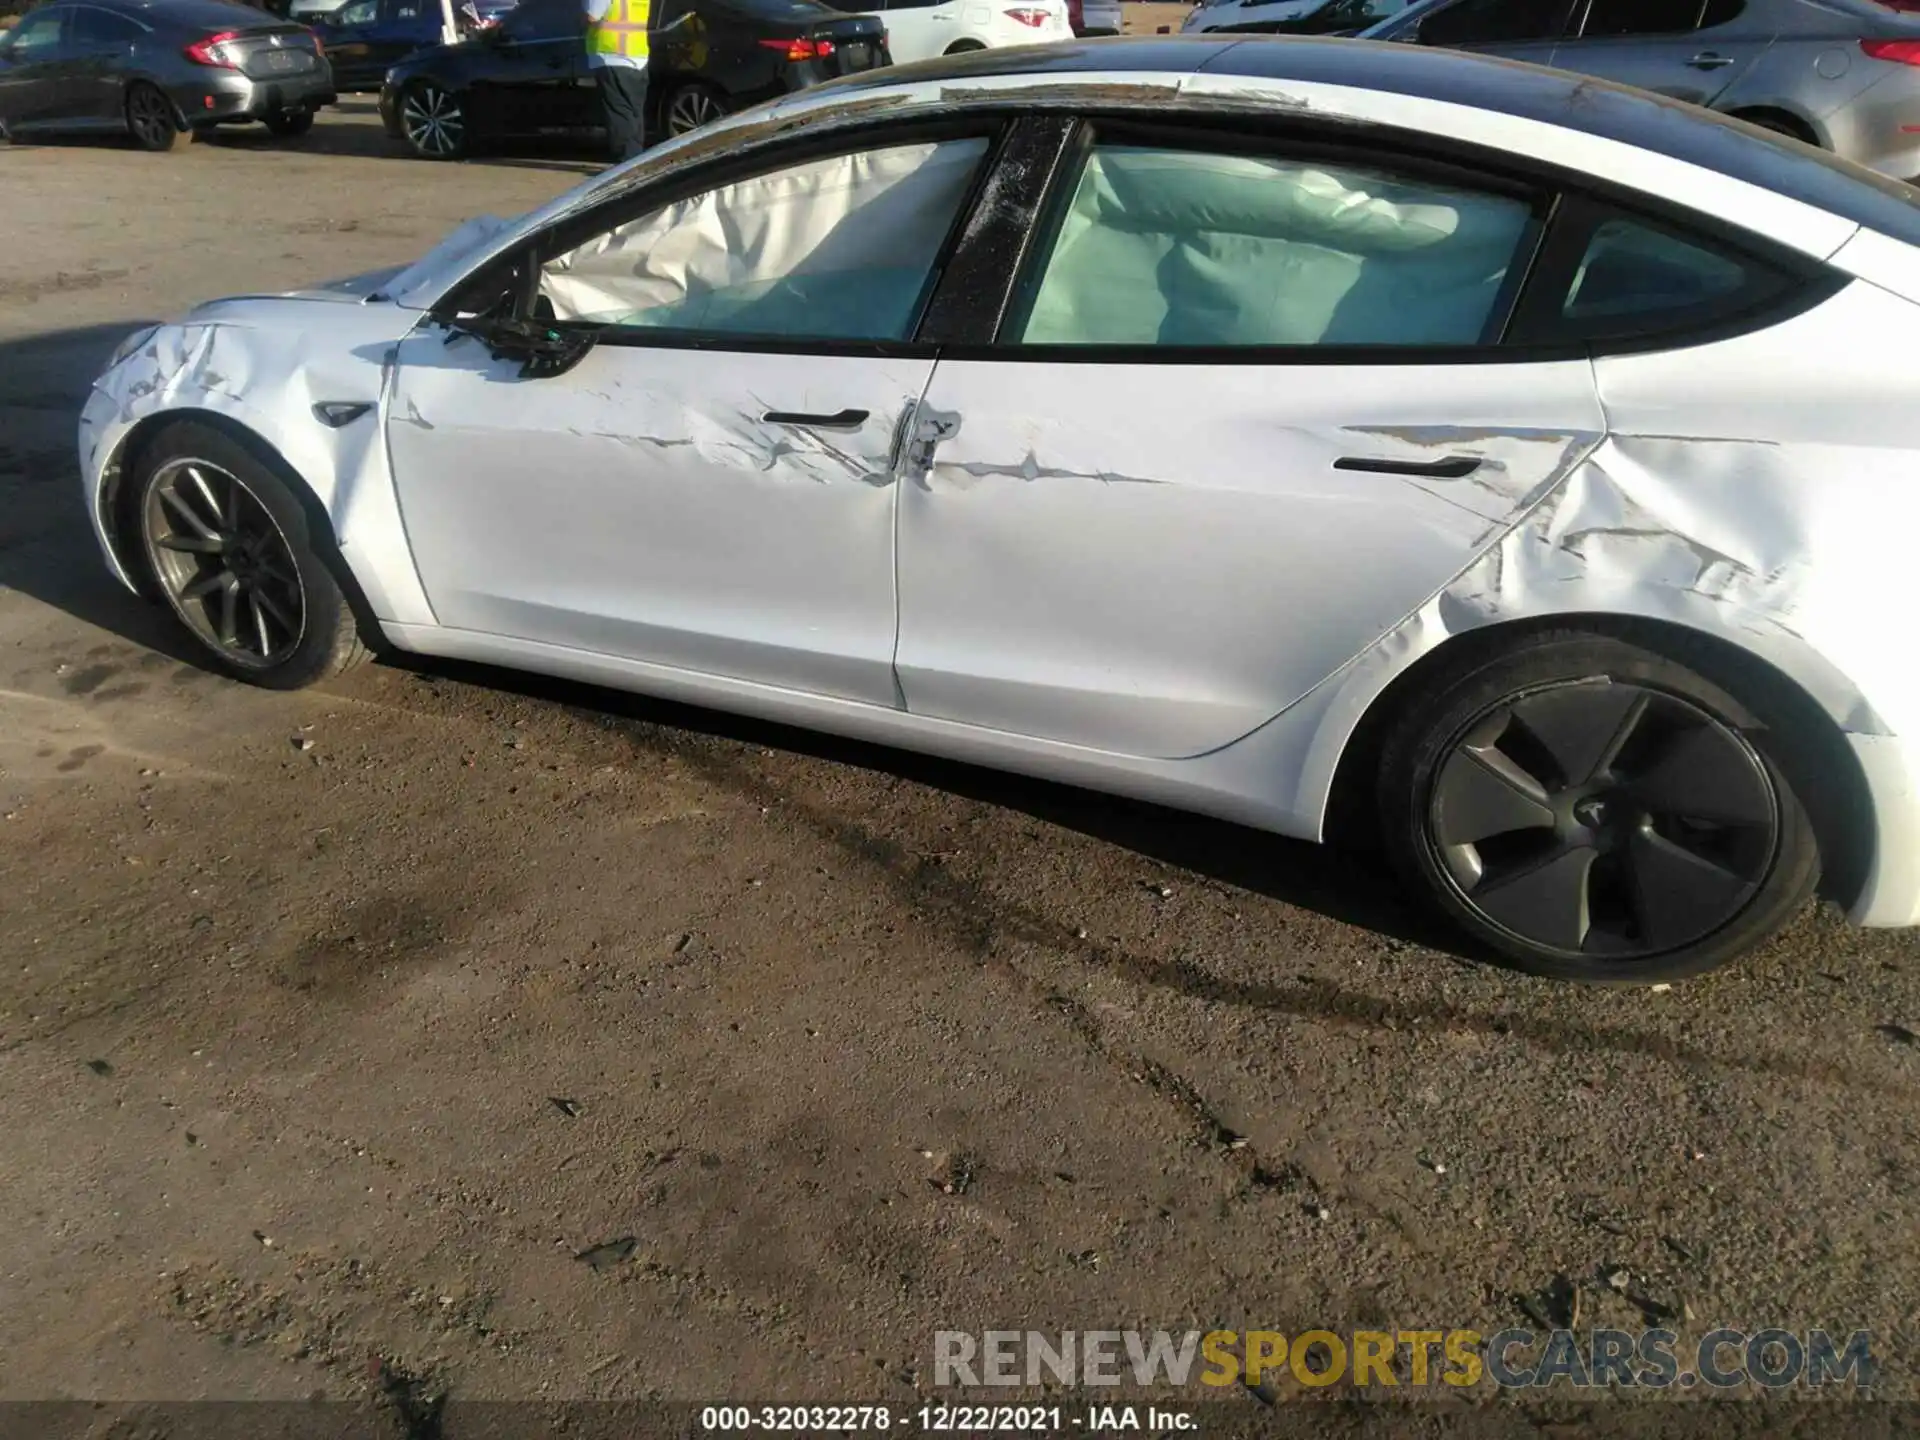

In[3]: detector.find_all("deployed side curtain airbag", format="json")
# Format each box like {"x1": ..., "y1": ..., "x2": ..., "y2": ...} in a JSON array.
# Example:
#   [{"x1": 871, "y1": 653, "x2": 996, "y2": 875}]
[
  {"x1": 540, "y1": 139, "x2": 990, "y2": 341},
  {"x1": 1018, "y1": 147, "x2": 1532, "y2": 348}
]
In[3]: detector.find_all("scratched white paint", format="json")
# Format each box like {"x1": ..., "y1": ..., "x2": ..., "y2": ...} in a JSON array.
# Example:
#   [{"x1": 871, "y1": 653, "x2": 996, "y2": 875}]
[{"x1": 75, "y1": 59, "x2": 1920, "y2": 928}]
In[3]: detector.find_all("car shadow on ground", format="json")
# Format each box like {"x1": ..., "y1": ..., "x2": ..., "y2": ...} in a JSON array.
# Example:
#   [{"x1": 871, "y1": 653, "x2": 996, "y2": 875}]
[
  {"x1": 4, "y1": 108, "x2": 606, "y2": 175},
  {"x1": 0, "y1": 320, "x2": 1455, "y2": 953}
]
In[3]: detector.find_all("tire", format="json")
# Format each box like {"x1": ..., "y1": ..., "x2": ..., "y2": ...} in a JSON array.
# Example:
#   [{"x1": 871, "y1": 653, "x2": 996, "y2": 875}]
[
  {"x1": 1377, "y1": 633, "x2": 1821, "y2": 983},
  {"x1": 662, "y1": 82, "x2": 726, "y2": 138},
  {"x1": 128, "y1": 421, "x2": 371, "y2": 691},
  {"x1": 265, "y1": 109, "x2": 315, "y2": 138},
  {"x1": 1730, "y1": 110, "x2": 1818, "y2": 147},
  {"x1": 125, "y1": 82, "x2": 186, "y2": 152},
  {"x1": 399, "y1": 79, "x2": 467, "y2": 159},
  {"x1": 943, "y1": 39, "x2": 985, "y2": 54}
]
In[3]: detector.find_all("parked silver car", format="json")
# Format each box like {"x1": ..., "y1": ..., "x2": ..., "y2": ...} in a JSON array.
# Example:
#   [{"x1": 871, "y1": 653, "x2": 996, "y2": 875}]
[{"x1": 1362, "y1": 0, "x2": 1920, "y2": 180}]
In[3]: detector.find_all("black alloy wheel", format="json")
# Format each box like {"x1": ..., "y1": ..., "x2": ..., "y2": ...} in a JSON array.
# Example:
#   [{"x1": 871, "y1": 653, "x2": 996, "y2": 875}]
[
  {"x1": 1379, "y1": 635, "x2": 1821, "y2": 982},
  {"x1": 663, "y1": 83, "x2": 723, "y2": 137},
  {"x1": 126, "y1": 83, "x2": 184, "y2": 152},
  {"x1": 401, "y1": 80, "x2": 466, "y2": 158}
]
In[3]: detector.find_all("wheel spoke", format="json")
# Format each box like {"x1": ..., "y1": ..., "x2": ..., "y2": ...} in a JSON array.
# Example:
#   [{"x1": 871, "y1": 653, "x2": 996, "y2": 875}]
[
  {"x1": 1509, "y1": 682, "x2": 1651, "y2": 788},
  {"x1": 1432, "y1": 743, "x2": 1555, "y2": 846},
  {"x1": 1624, "y1": 722, "x2": 1774, "y2": 828},
  {"x1": 1471, "y1": 844, "x2": 1596, "y2": 953},
  {"x1": 155, "y1": 533, "x2": 226, "y2": 554},
  {"x1": 1626, "y1": 827, "x2": 1756, "y2": 950},
  {"x1": 186, "y1": 466, "x2": 226, "y2": 533},
  {"x1": 180, "y1": 568, "x2": 231, "y2": 602},
  {"x1": 217, "y1": 577, "x2": 240, "y2": 646},
  {"x1": 159, "y1": 485, "x2": 220, "y2": 540},
  {"x1": 249, "y1": 593, "x2": 273, "y2": 656},
  {"x1": 253, "y1": 584, "x2": 297, "y2": 632}
]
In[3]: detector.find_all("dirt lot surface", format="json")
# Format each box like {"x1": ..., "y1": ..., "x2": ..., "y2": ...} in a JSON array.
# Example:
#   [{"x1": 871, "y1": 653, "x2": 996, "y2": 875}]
[{"x1": 3, "y1": 107, "x2": 1919, "y2": 1421}]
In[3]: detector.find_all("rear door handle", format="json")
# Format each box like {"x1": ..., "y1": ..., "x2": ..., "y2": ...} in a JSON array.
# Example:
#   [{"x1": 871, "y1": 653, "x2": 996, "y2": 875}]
[
  {"x1": 1334, "y1": 455, "x2": 1482, "y2": 479},
  {"x1": 1687, "y1": 51, "x2": 1736, "y2": 69},
  {"x1": 762, "y1": 407, "x2": 869, "y2": 431}
]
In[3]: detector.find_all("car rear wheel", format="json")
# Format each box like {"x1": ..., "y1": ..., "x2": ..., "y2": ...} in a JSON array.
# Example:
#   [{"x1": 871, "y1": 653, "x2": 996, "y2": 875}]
[
  {"x1": 131, "y1": 422, "x2": 370, "y2": 690},
  {"x1": 663, "y1": 82, "x2": 726, "y2": 137},
  {"x1": 1378, "y1": 634, "x2": 1820, "y2": 983},
  {"x1": 265, "y1": 109, "x2": 315, "y2": 138},
  {"x1": 400, "y1": 80, "x2": 467, "y2": 159},
  {"x1": 125, "y1": 83, "x2": 185, "y2": 152},
  {"x1": 944, "y1": 39, "x2": 985, "y2": 53}
]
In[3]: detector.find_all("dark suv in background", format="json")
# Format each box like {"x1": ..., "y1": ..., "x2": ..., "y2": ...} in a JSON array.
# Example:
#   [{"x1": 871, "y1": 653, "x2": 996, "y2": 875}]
[{"x1": 378, "y1": 0, "x2": 887, "y2": 159}]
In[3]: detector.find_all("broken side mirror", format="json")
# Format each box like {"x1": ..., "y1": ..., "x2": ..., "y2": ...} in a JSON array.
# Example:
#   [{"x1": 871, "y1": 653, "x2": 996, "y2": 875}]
[{"x1": 445, "y1": 313, "x2": 602, "y2": 379}]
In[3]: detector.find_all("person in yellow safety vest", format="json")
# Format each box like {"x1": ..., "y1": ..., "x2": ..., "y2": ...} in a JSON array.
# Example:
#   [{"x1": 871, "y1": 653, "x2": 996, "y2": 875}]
[{"x1": 584, "y1": 0, "x2": 650, "y2": 161}]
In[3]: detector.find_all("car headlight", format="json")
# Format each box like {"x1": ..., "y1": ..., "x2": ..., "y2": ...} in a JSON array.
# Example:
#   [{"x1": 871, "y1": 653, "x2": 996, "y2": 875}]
[{"x1": 106, "y1": 324, "x2": 161, "y2": 372}]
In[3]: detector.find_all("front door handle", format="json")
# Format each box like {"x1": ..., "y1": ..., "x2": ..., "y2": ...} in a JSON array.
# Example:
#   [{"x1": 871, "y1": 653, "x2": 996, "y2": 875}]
[
  {"x1": 1334, "y1": 455, "x2": 1482, "y2": 479},
  {"x1": 1687, "y1": 51, "x2": 1736, "y2": 69},
  {"x1": 762, "y1": 407, "x2": 869, "y2": 431}
]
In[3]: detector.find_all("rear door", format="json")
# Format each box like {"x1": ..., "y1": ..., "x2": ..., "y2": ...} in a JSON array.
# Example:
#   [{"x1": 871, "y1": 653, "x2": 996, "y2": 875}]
[
  {"x1": 470, "y1": 0, "x2": 587, "y2": 133},
  {"x1": 0, "y1": 5, "x2": 75, "y2": 131},
  {"x1": 1556, "y1": 0, "x2": 1772, "y2": 107},
  {"x1": 67, "y1": 5, "x2": 146, "y2": 123},
  {"x1": 894, "y1": 122, "x2": 1607, "y2": 759}
]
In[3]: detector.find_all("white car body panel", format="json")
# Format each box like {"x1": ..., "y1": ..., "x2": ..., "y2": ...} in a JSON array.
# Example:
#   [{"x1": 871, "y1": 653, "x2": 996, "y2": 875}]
[
  {"x1": 860, "y1": 0, "x2": 1072, "y2": 64},
  {"x1": 76, "y1": 54, "x2": 1920, "y2": 933},
  {"x1": 896, "y1": 358, "x2": 1603, "y2": 757},
  {"x1": 386, "y1": 336, "x2": 928, "y2": 707}
]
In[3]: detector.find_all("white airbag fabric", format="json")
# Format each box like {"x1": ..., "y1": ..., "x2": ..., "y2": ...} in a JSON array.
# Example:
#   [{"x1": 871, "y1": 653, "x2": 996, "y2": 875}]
[{"x1": 541, "y1": 139, "x2": 988, "y2": 339}]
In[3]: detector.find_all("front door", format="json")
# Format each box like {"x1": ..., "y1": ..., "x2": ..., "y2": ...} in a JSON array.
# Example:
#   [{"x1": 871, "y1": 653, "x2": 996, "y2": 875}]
[
  {"x1": 0, "y1": 6, "x2": 74, "y2": 131},
  {"x1": 894, "y1": 133, "x2": 1607, "y2": 759},
  {"x1": 386, "y1": 131, "x2": 996, "y2": 705},
  {"x1": 470, "y1": 0, "x2": 589, "y2": 134}
]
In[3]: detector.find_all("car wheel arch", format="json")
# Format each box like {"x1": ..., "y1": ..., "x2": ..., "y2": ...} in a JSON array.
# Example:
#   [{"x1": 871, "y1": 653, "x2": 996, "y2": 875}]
[
  {"x1": 1319, "y1": 610, "x2": 1873, "y2": 914},
  {"x1": 104, "y1": 408, "x2": 382, "y2": 647},
  {"x1": 1724, "y1": 104, "x2": 1822, "y2": 148}
]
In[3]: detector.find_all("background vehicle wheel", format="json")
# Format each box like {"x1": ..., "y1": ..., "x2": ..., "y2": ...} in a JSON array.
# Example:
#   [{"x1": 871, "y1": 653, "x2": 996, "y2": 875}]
[
  {"x1": 663, "y1": 83, "x2": 726, "y2": 137},
  {"x1": 400, "y1": 80, "x2": 467, "y2": 159},
  {"x1": 943, "y1": 39, "x2": 985, "y2": 53},
  {"x1": 130, "y1": 421, "x2": 371, "y2": 690},
  {"x1": 265, "y1": 109, "x2": 315, "y2": 138},
  {"x1": 125, "y1": 83, "x2": 186, "y2": 152},
  {"x1": 1729, "y1": 108, "x2": 1819, "y2": 146},
  {"x1": 1377, "y1": 634, "x2": 1820, "y2": 983}
]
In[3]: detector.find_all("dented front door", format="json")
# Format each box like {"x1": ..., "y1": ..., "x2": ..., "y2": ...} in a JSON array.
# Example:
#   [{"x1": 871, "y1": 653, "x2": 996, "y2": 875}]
[
  {"x1": 892, "y1": 359, "x2": 1605, "y2": 759},
  {"x1": 385, "y1": 330, "x2": 930, "y2": 707}
]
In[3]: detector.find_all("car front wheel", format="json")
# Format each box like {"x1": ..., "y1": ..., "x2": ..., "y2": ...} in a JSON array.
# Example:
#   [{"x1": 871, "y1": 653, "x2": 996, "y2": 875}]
[
  {"x1": 131, "y1": 421, "x2": 370, "y2": 690},
  {"x1": 1378, "y1": 633, "x2": 1821, "y2": 983},
  {"x1": 400, "y1": 80, "x2": 467, "y2": 159}
]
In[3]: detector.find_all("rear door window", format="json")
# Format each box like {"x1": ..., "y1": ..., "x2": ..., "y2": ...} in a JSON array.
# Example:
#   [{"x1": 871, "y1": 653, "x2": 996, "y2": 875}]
[
  {"x1": 72, "y1": 6, "x2": 143, "y2": 43},
  {"x1": 1004, "y1": 139, "x2": 1541, "y2": 349},
  {"x1": 1417, "y1": 0, "x2": 1572, "y2": 44},
  {"x1": 1578, "y1": 0, "x2": 1706, "y2": 38}
]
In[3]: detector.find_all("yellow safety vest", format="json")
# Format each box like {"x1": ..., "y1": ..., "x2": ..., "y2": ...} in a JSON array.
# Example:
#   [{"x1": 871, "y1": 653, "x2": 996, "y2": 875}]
[{"x1": 588, "y1": 0, "x2": 649, "y2": 59}]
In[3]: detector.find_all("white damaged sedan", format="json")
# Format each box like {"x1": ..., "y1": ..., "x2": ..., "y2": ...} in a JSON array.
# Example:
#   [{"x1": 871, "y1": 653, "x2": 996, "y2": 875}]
[{"x1": 79, "y1": 38, "x2": 1920, "y2": 982}]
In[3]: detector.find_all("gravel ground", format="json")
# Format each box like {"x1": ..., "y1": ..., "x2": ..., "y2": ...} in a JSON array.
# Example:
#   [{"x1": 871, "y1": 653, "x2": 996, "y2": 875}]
[{"x1": 1, "y1": 107, "x2": 1917, "y2": 1419}]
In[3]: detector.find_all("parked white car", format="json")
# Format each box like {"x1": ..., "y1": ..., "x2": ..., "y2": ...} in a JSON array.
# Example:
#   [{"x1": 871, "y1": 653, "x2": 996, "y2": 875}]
[
  {"x1": 79, "y1": 41, "x2": 1920, "y2": 983},
  {"x1": 825, "y1": 0, "x2": 1072, "y2": 61}
]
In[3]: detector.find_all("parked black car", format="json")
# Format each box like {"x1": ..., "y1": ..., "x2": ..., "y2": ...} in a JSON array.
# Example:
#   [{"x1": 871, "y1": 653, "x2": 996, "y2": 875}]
[
  {"x1": 0, "y1": 0, "x2": 333, "y2": 147},
  {"x1": 377, "y1": 0, "x2": 887, "y2": 159},
  {"x1": 313, "y1": 0, "x2": 513, "y2": 91}
]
